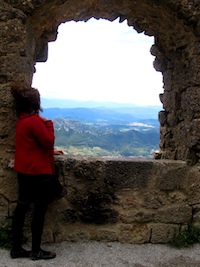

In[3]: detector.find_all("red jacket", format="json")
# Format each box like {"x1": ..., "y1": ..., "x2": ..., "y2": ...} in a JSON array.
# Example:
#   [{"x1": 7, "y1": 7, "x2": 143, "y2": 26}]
[{"x1": 14, "y1": 113, "x2": 55, "y2": 175}]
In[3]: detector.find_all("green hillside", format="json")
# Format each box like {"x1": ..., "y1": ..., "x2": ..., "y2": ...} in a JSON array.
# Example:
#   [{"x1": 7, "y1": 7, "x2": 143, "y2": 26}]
[{"x1": 54, "y1": 118, "x2": 159, "y2": 158}]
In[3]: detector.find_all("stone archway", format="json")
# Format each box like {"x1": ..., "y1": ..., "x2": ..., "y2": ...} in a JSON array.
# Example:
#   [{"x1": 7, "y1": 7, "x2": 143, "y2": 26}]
[
  {"x1": 1, "y1": 0, "x2": 200, "y2": 244},
  {"x1": 0, "y1": 0, "x2": 200, "y2": 180}
]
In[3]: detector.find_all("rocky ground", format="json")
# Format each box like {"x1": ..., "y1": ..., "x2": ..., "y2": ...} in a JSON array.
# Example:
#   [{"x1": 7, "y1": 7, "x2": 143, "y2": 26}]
[{"x1": 1, "y1": 241, "x2": 200, "y2": 267}]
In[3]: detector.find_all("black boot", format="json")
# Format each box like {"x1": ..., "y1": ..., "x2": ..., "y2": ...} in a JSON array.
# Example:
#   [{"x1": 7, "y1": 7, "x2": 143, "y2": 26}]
[{"x1": 10, "y1": 247, "x2": 31, "y2": 259}]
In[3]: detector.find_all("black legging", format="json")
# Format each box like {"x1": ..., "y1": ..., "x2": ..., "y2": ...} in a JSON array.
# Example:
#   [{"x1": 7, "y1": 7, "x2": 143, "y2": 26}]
[{"x1": 12, "y1": 201, "x2": 48, "y2": 253}]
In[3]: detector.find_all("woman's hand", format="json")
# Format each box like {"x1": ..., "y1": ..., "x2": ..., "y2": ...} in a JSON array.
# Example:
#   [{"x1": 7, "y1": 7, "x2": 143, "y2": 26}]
[{"x1": 54, "y1": 150, "x2": 64, "y2": 155}]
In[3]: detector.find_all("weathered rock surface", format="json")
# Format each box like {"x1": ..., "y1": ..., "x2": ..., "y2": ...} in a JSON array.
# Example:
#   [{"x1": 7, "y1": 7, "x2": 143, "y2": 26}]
[
  {"x1": 0, "y1": 0, "x2": 200, "y2": 244},
  {"x1": 0, "y1": 0, "x2": 200, "y2": 166},
  {"x1": 1, "y1": 156, "x2": 198, "y2": 244}
]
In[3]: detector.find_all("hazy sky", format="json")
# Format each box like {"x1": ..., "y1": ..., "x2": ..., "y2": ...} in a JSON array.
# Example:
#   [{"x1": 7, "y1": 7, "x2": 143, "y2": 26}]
[{"x1": 32, "y1": 18, "x2": 163, "y2": 106}]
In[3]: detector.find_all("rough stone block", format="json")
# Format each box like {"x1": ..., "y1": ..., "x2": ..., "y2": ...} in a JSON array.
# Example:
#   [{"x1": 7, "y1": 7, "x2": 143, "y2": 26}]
[
  {"x1": 162, "y1": 91, "x2": 179, "y2": 112},
  {"x1": 8, "y1": 202, "x2": 17, "y2": 217},
  {"x1": 181, "y1": 87, "x2": 200, "y2": 121},
  {"x1": 193, "y1": 212, "x2": 200, "y2": 224},
  {"x1": 119, "y1": 224, "x2": 150, "y2": 244},
  {"x1": 0, "y1": 19, "x2": 26, "y2": 52},
  {"x1": 167, "y1": 111, "x2": 178, "y2": 127},
  {"x1": 0, "y1": 85, "x2": 14, "y2": 108},
  {"x1": 188, "y1": 119, "x2": 200, "y2": 149},
  {"x1": 158, "y1": 110, "x2": 167, "y2": 126},
  {"x1": 167, "y1": 191, "x2": 187, "y2": 205},
  {"x1": 97, "y1": 229, "x2": 118, "y2": 241},
  {"x1": 0, "y1": 172, "x2": 18, "y2": 201},
  {"x1": 156, "y1": 166, "x2": 188, "y2": 191},
  {"x1": 72, "y1": 159, "x2": 106, "y2": 182},
  {"x1": 193, "y1": 204, "x2": 200, "y2": 213},
  {"x1": 42, "y1": 228, "x2": 54, "y2": 243},
  {"x1": 163, "y1": 69, "x2": 173, "y2": 92},
  {"x1": 120, "y1": 210, "x2": 155, "y2": 223},
  {"x1": 0, "y1": 195, "x2": 8, "y2": 226},
  {"x1": 66, "y1": 230, "x2": 91, "y2": 242},
  {"x1": 154, "y1": 204, "x2": 192, "y2": 224},
  {"x1": 182, "y1": 166, "x2": 200, "y2": 205},
  {"x1": 105, "y1": 160, "x2": 153, "y2": 190},
  {"x1": 118, "y1": 192, "x2": 141, "y2": 210},
  {"x1": 150, "y1": 223, "x2": 179, "y2": 243},
  {"x1": 142, "y1": 192, "x2": 165, "y2": 209}
]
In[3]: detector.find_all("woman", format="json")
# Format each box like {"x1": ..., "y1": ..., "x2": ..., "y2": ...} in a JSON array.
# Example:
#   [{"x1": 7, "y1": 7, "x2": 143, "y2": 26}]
[{"x1": 11, "y1": 84, "x2": 63, "y2": 260}]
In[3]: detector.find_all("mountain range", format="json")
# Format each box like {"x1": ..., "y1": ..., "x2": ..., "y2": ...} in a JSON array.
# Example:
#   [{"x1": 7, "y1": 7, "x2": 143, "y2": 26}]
[
  {"x1": 41, "y1": 98, "x2": 162, "y2": 109},
  {"x1": 41, "y1": 98, "x2": 161, "y2": 157},
  {"x1": 53, "y1": 118, "x2": 159, "y2": 157},
  {"x1": 41, "y1": 98, "x2": 162, "y2": 122}
]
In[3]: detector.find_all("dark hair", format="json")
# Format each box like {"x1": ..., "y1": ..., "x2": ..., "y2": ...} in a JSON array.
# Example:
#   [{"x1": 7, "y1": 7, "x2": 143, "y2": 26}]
[{"x1": 11, "y1": 82, "x2": 43, "y2": 116}]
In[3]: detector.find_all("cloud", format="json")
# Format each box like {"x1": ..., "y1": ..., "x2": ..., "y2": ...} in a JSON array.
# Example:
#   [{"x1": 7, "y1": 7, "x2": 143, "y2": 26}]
[{"x1": 32, "y1": 18, "x2": 163, "y2": 106}]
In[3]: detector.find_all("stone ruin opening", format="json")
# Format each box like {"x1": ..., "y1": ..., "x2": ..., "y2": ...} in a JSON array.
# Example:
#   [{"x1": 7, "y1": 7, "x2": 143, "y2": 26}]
[
  {"x1": 32, "y1": 18, "x2": 163, "y2": 158},
  {"x1": 1, "y1": 0, "x2": 200, "y2": 176},
  {"x1": 32, "y1": 18, "x2": 162, "y2": 106},
  {"x1": 1, "y1": 0, "x2": 200, "y2": 245}
]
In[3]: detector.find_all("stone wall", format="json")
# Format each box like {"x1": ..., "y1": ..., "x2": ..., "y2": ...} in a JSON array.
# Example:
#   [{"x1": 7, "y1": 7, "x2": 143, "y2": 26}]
[
  {"x1": 47, "y1": 157, "x2": 200, "y2": 243},
  {"x1": 0, "y1": 0, "x2": 200, "y2": 173},
  {"x1": 0, "y1": 0, "x2": 200, "y2": 244},
  {"x1": 1, "y1": 156, "x2": 199, "y2": 244}
]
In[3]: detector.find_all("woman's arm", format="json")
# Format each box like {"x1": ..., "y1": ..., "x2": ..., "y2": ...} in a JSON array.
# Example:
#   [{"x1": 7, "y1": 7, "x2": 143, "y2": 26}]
[{"x1": 30, "y1": 115, "x2": 55, "y2": 149}]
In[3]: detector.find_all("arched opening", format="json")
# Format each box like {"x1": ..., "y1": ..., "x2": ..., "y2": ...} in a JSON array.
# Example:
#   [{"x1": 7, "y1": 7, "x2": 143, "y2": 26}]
[
  {"x1": 33, "y1": 18, "x2": 162, "y2": 106},
  {"x1": 32, "y1": 18, "x2": 163, "y2": 157},
  {"x1": 25, "y1": 0, "x2": 199, "y2": 163},
  {"x1": 0, "y1": 0, "x2": 199, "y2": 188},
  {"x1": 1, "y1": 0, "x2": 200, "y2": 246}
]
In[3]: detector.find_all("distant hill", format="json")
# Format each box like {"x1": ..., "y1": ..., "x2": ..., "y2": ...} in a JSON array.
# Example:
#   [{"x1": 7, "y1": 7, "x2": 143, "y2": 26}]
[
  {"x1": 41, "y1": 98, "x2": 143, "y2": 109},
  {"x1": 41, "y1": 97, "x2": 162, "y2": 107},
  {"x1": 42, "y1": 107, "x2": 161, "y2": 122},
  {"x1": 53, "y1": 118, "x2": 159, "y2": 158},
  {"x1": 41, "y1": 99, "x2": 161, "y2": 157}
]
